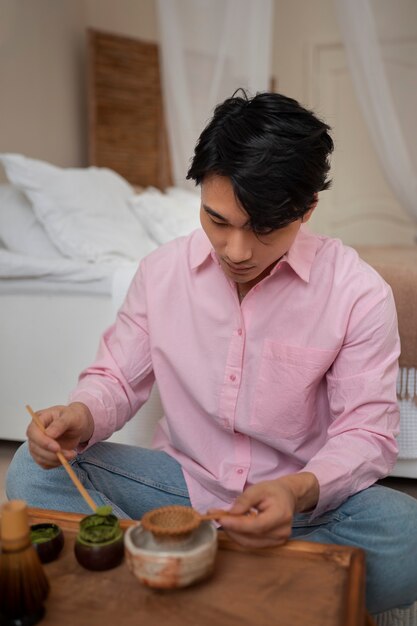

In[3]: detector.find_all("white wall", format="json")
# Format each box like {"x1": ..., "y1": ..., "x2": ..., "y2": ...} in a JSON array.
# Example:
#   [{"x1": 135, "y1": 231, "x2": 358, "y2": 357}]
[
  {"x1": 0, "y1": 0, "x2": 157, "y2": 181},
  {"x1": 0, "y1": 0, "x2": 87, "y2": 173},
  {"x1": 84, "y1": 0, "x2": 157, "y2": 40}
]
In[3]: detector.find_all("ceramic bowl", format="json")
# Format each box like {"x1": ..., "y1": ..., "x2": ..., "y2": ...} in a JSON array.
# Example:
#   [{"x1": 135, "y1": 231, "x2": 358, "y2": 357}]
[
  {"x1": 74, "y1": 511, "x2": 124, "y2": 571},
  {"x1": 30, "y1": 523, "x2": 65, "y2": 563},
  {"x1": 124, "y1": 521, "x2": 218, "y2": 589},
  {"x1": 74, "y1": 534, "x2": 124, "y2": 571}
]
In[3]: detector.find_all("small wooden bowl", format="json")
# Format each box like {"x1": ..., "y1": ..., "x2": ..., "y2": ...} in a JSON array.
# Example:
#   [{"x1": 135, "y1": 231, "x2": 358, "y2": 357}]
[
  {"x1": 74, "y1": 535, "x2": 124, "y2": 571},
  {"x1": 30, "y1": 523, "x2": 64, "y2": 563},
  {"x1": 74, "y1": 512, "x2": 124, "y2": 571},
  {"x1": 124, "y1": 521, "x2": 218, "y2": 589}
]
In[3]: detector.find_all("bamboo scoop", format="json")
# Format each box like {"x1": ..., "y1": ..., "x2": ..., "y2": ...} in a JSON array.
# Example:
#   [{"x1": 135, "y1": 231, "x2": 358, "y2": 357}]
[
  {"x1": 141, "y1": 504, "x2": 253, "y2": 539},
  {"x1": 26, "y1": 405, "x2": 97, "y2": 514}
]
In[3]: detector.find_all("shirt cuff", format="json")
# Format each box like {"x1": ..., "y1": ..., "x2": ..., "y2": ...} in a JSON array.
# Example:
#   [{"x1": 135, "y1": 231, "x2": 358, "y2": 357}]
[
  {"x1": 298, "y1": 461, "x2": 354, "y2": 519},
  {"x1": 68, "y1": 390, "x2": 116, "y2": 450}
]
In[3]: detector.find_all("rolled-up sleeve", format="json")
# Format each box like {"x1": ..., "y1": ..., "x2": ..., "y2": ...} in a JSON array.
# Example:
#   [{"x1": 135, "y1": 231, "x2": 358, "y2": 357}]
[
  {"x1": 303, "y1": 280, "x2": 400, "y2": 517},
  {"x1": 69, "y1": 260, "x2": 154, "y2": 446}
]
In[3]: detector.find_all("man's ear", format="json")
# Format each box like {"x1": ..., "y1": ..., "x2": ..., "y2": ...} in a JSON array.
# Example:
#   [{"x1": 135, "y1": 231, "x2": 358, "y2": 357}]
[{"x1": 302, "y1": 193, "x2": 318, "y2": 223}]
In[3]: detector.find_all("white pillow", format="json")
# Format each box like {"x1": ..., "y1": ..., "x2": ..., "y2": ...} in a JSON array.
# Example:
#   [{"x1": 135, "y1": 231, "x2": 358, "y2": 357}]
[
  {"x1": 0, "y1": 154, "x2": 153, "y2": 263},
  {"x1": 0, "y1": 184, "x2": 62, "y2": 258},
  {"x1": 129, "y1": 186, "x2": 201, "y2": 244}
]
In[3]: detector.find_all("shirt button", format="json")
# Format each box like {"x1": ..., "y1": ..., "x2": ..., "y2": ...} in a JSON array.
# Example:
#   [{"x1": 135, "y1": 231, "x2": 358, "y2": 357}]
[
  {"x1": 237, "y1": 328, "x2": 243, "y2": 336},
  {"x1": 236, "y1": 468, "x2": 244, "y2": 475},
  {"x1": 229, "y1": 374, "x2": 236, "y2": 382}
]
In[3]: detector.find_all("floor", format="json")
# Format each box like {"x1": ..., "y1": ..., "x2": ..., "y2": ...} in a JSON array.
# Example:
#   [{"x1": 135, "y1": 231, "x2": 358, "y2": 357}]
[{"x1": 2, "y1": 438, "x2": 417, "y2": 507}]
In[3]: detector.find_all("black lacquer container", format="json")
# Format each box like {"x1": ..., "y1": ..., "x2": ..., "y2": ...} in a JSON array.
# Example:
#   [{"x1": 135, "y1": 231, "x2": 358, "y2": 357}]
[
  {"x1": 30, "y1": 523, "x2": 64, "y2": 564},
  {"x1": 74, "y1": 506, "x2": 124, "y2": 571}
]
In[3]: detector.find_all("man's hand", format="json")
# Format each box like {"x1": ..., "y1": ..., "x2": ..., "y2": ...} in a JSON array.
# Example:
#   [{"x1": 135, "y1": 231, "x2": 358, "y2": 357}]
[
  {"x1": 26, "y1": 402, "x2": 94, "y2": 469},
  {"x1": 217, "y1": 472, "x2": 319, "y2": 548}
]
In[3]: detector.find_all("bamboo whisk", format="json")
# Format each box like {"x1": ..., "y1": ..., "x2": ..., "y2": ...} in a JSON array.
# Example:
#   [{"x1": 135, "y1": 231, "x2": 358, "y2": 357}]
[{"x1": 0, "y1": 500, "x2": 50, "y2": 625}]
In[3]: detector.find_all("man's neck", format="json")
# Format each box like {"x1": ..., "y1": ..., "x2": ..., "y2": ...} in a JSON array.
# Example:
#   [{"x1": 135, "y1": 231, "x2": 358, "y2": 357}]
[{"x1": 235, "y1": 258, "x2": 282, "y2": 302}]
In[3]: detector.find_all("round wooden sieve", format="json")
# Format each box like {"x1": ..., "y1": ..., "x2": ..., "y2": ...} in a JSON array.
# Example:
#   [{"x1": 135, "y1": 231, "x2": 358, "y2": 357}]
[{"x1": 140, "y1": 505, "x2": 231, "y2": 539}]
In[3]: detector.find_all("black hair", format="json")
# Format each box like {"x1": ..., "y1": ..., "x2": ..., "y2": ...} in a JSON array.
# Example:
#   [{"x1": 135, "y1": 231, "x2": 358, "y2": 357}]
[{"x1": 186, "y1": 90, "x2": 334, "y2": 233}]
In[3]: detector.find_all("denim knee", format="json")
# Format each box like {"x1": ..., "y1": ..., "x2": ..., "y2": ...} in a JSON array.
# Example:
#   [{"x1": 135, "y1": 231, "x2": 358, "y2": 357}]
[
  {"x1": 5, "y1": 441, "x2": 34, "y2": 500},
  {"x1": 293, "y1": 486, "x2": 417, "y2": 613},
  {"x1": 6, "y1": 440, "x2": 82, "y2": 511},
  {"x1": 338, "y1": 486, "x2": 417, "y2": 612},
  {"x1": 5, "y1": 440, "x2": 58, "y2": 505}
]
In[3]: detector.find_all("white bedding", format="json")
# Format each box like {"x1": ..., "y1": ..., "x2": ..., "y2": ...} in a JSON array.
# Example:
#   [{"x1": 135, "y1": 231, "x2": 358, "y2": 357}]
[
  {"x1": 0, "y1": 277, "x2": 112, "y2": 296},
  {"x1": 0, "y1": 154, "x2": 154, "y2": 263},
  {"x1": 0, "y1": 156, "x2": 200, "y2": 288},
  {"x1": 0, "y1": 248, "x2": 120, "y2": 282}
]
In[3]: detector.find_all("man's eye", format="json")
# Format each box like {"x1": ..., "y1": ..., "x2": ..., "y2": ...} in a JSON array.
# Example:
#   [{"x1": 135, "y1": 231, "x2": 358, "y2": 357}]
[
  {"x1": 211, "y1": 219, "x2": 227, "y2": 227},
  {"x1": 254, "y1": 227, "x2": 274, "y2": 235}
]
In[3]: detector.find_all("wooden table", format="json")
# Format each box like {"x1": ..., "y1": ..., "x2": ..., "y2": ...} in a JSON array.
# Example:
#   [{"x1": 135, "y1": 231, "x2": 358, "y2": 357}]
[{"x1": 28, "y1": 508, "x2": 372, "y2": 626}]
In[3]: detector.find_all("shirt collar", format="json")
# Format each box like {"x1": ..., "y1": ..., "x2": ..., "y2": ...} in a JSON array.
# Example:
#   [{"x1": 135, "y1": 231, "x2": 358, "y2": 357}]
[
  {"x1": 274, "y1": 224, "x2": 318, "y2": 283},
  {"x1": 189, "y1": 229, "x2": 214, "y2": 269},
  {"x1": 189, "y1": 224, "x2": 318, "y2": 282}
]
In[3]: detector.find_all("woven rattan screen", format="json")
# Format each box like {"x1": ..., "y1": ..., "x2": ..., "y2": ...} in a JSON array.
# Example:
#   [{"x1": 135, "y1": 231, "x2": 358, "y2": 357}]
[{"x1": 87, "y1": 29, "x2": 172, "y2": 189}]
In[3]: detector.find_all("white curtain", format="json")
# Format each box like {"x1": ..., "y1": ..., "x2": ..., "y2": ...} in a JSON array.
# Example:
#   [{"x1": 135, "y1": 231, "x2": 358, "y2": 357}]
[
  {"x1": 335, "y1": 0, "x2": 417, "y2": 223},
  {"x1": 156, "y1": 0, "x2": 273, "y2": 188}
]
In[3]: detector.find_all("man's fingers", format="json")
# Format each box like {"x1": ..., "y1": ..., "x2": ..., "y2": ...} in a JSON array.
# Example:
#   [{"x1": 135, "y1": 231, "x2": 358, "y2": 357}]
[
  {"x1": 220, "y1": 511, "x2": 263, "y2": 533},
  {"x1": 228, "y1": 489, "x2": 261, "y2": 515},
  {"x1": 29, "y1": 442, "x2": 61, "y2": 468},
  {"x1": 44, "y1": 415, "x2": 71, "y2": 441},
  {"x1": 221, "y1": 507, "x2": 291, "y2": 535},
  {"x1": 35, "y1": 457, "x2": 59, "y2": 469},
  {"x1": 30, "y1": 405, "x2": 72, "y2": 441},
  {"x1": 27, "y1": 409, "x2": 62, "y2": 450},
  {"x1": 35, "y1": 409, "x2": 55, "y2": 429},
  {"x1": 227, "y1": 482, "x2": 278, "y2": 516},
  {"x1": 27, "y1": 421, "x2": 60, "y2": 453},
  {"x1": 26, "y1": 404, "x2": 82, "y2": 470}
]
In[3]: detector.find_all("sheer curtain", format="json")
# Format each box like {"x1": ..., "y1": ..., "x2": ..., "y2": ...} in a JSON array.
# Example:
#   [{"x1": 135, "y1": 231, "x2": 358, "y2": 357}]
[
  {"x1": 155, "y1": 0, "x2": 273, "y2": 188},
  {"x1": 335, "y1": 0, "x2": 417, "y2": 224}
]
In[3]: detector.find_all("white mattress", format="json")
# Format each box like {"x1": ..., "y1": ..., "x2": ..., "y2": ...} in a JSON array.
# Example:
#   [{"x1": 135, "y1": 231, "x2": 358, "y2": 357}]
[
  {"x1": 0, "y1": 278, "x2": 162, "y2": 446},
  {"x1": 0, "y1": 276, "x2": 112, "y2": 296}
]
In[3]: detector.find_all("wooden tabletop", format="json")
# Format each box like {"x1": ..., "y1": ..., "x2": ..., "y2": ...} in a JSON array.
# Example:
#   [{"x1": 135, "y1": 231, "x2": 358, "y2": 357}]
[{"x1": 27, "y1": 508, "x2": 369, "y2": 626}]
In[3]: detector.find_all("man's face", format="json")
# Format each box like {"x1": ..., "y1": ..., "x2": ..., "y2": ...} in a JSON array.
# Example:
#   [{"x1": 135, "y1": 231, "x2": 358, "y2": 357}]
[{"x1": 200, "y1": 175, "x2": 313, "y2": 288}]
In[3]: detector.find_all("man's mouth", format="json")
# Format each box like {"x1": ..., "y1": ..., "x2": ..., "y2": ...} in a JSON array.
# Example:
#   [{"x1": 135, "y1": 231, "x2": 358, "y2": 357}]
[{"x1": 223, "y1": 260, "x2": 255, "y2": 273}]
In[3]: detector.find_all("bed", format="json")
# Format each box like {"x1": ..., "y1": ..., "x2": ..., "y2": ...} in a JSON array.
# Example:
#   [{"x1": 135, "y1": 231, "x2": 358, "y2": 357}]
[{"x1": 0, "y1": 30, "x2": 198, "y2": 446}]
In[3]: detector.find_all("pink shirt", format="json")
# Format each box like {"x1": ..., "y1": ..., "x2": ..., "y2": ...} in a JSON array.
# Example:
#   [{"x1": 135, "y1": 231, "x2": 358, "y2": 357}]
[{"x1": 70, "y1": 226, "x2": 400, "y2": 516}]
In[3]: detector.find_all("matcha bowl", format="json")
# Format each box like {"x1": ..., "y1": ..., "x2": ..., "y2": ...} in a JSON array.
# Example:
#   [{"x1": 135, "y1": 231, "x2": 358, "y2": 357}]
[
  {"x1": 30, "y1": 522, "x2": 64, "y2": 563},
  {"x1": 124, "y1": 520, "x2": 218, "y2": 589},
  {"x1": 74, "y1": 506, "x2": 124, "y2": 571}
]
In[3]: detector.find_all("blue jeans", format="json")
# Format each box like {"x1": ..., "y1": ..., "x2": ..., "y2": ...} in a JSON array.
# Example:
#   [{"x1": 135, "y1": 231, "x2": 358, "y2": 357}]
[{"x1": 7, "y1": 441, "x2": 417, "y2": 614}]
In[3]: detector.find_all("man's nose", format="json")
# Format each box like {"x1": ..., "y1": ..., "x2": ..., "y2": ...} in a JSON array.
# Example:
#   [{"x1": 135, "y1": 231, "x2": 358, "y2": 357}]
[{"x1": 225, "y1": 229, "x2": 252, "y2": 264}]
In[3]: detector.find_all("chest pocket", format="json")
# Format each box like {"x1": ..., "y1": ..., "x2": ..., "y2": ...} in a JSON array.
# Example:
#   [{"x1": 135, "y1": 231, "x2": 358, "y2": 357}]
[{"x1": 251, "y1": 341, "x2": 338, "y2": 439}]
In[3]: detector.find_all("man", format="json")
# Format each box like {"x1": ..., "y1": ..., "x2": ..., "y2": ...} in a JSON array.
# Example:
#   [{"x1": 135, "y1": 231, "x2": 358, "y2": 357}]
[{"x1": 7, "y1": 92, "x2": 417, "y2": 615}]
